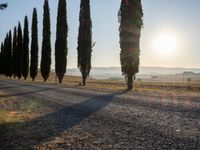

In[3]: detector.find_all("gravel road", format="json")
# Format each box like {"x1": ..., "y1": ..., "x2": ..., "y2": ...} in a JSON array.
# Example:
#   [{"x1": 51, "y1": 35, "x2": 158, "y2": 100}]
[{"x1": 0, "y1": 78, "x2": 200, "y2": 150}]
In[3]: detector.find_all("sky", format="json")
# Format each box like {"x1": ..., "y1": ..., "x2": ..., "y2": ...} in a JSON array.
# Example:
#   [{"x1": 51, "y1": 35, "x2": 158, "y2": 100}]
[{"x1": 0, "y1": 0, "x2": 200, "y2": 69}]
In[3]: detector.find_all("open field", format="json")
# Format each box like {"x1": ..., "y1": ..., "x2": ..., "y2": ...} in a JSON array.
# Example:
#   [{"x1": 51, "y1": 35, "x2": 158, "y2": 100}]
[
  {"x1": 7, "y1": 72, "x2": 200, "y2": 92},
  {"x1": 0, "y1": 76, "x2": 200, "y2": 149}
]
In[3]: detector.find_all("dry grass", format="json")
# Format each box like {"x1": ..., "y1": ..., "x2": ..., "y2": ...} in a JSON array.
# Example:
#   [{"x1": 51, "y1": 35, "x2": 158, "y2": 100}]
[
  {"x1": 0, "y1": 110, "x2": 29, "y2": 122},
  {"x1": 26, "y1": 72, "x2": 200, "y2": 93},
  {"x1": 0, "y1": 91, "x2": 39, "y2": 123},
  {"x1": 2, "y1": 71, "x2": 200, "y2": 93}
]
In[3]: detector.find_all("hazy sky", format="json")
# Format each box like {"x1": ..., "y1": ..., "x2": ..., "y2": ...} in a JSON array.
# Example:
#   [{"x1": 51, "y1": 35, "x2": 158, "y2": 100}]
[{"x1": 0, "y1": 0, "x2": 200, "y2": 68}]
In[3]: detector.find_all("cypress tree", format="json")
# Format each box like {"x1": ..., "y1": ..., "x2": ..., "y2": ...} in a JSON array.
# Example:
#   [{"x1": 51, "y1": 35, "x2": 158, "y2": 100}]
[
  {"x1": 0, "y1": 43, "x2": 4, "y2": 74},
  {"x1": 4, "y1": 33, "x2": 12, "y2": 77},
  {"x1": 30, "y1": 8, "x2": 39, "y2": 81},
  {"x1": 41, "y1": 0, "x2": 51, "y2": 82},
  {"x1": 77, "y1": 0, "x2": 92, "y2": 86},
  {"x1": 7, "y1": 30, "x2": 12, "y2": 77},
  {"x1": 55, "y1": 0, "x2": 68, "y2": 83},
  {"x1": 3, "y1": 36, "x2": 6, "y2": 76},
  {"x1": 0, "y1": 43, "x2": 2, "y2": 74},
  {"x1": 17, "y1": 22, "x2": 23, "y2": 79},
  {"x1": 1, "y1": 39, "x2": 6, "y2": 75},
  {"x1": 119, "y1": 0, "x2": 143, "y2": 89},
  {"x1": 13, "y1": 27, "x2": 18, "y2": 78},
  {"x1": 4, "y1": 34, "x2": 9, "y2": 77},
  {"x1": 22, "y1": 16, "x2": 29, "y2": 80}
]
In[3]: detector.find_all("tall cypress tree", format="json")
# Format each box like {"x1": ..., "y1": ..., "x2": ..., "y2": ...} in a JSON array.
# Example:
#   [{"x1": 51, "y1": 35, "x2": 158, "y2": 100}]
[
  {"x1": 77, "y1": 0, "x2": 92, "y2": 86},
  {"x1": 0, "y1": 42, "x2": 5, "y2": 75},
  {"x1": 7, "y1": 30, "x2": 12, "y2": 77},
  {"x1": 1, "y1": 39, "x2": 6, "y2": 75},
  {"x1": 30, "y1": 8, "x2": 38, "y2": 81},
  {"x1": 17, "y1": 22, "x2": 23, "y2": 79},
  {"x1": 0, "y1": 43, "x2": 3, "y2": 74},
  {"x1": 119, "y1": 0, "x2": 143, "y2": 89},
  {"x1": 13, "y1": 27, "x2": 18, "y2": 78},
  {"x1": 3, "y1": 36, "x2": 6, "y2": 76},
  {"x1": 55, "y1": 0, "x2": 68, "y2": 83},
  {"x1": 22, "y1": 16, "x2": 29, "y2": 80},
  {"x1": 41, "y1": 0, "x2": 51, "y2": 82},
  {"x1": 4, "y1": 34, "x2": 9, "y2": 77}
]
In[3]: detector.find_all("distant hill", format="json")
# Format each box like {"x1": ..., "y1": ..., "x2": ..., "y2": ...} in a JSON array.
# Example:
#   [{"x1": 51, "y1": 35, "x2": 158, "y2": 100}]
[
  {"x1": 63, "y1": 66, "x2": 200, "y2": 80},
  {"x1": 180, "y1": 71, "x2": 196, "y2": 75}
]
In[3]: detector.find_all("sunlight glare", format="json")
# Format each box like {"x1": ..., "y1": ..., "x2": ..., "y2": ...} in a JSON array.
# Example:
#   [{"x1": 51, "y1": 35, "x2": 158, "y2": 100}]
[{"x1": 153, "y1": 32, "x2": 178, "y2": 57}]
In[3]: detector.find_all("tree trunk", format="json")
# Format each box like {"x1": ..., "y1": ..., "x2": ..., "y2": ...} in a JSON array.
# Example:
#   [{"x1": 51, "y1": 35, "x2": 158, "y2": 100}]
[
  {"x1": 82, "y1": 78, "x2": 86, "y2": 86},
  {"x1": 127, "y1": 74, "x2": 133, "y2": 90},
  {"x1": 58, "y1": 78, "x2": 62, "y2": 84},
  {"x1": 82, "y1": 72, "x2": 86, "y2": 86},
  {"x1": 57, "y1": 74, "x2": 64, "y2": 84}
]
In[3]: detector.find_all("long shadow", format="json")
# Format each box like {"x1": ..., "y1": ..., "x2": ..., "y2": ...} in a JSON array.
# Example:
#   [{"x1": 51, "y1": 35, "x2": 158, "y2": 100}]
[
  {"x1": 0, "y1": 84, "x2": 32, "y2": 90},
  {"x1": 0, "y1": 90, "x2": 128, "y2": 149},
  {"x1": 0, "y1": 83, "x2": 8, "y2": 86},
  {"x1": 0, "y1": 79, "x2": 36, "y2": 90},
  {"x1": 0, "y1": 80, "x2": 125, "y2": 99},
  {"x1": 0, "y1": 87, "x2": 59, "y2": 99},
  {"x1": 0, "y1": 79, "x2": 105, "y2": 98}
]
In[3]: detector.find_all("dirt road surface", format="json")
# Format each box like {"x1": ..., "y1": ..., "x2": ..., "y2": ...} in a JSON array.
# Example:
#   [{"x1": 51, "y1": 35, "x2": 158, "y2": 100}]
[{"x1": 0, "y1": 78, "x2": 200, "y2": 149}]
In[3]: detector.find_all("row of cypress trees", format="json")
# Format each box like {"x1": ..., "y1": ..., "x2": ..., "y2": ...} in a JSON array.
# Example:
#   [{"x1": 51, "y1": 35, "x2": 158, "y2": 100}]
[
  {"x1": 0, "y1": 0, "x2": 143, "y2": 89},
  {"x1": 0, "y1": 17, "x2": 29, "y2": 80},
  {"x1": 0, "y1": 0, "x2": 68, "y2": 83}
]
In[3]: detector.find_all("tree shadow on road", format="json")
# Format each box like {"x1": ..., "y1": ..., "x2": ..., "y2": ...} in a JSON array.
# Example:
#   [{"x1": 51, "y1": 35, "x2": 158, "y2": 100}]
[
  {"x1": 0, "y1": 89, "x2": 128, "y2": 149},
  {"x1": 0, "y1": 87, "x2": 59, "y2": 99},
  {"x1": 0, "y1": 84, "x2": 33, "y2": 90}
]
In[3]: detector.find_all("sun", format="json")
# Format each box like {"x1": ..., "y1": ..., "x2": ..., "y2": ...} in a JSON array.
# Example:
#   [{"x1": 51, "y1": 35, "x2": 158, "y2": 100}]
[{"x1": 153, "y1": 32, "x2": 178, "y2": 57}]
